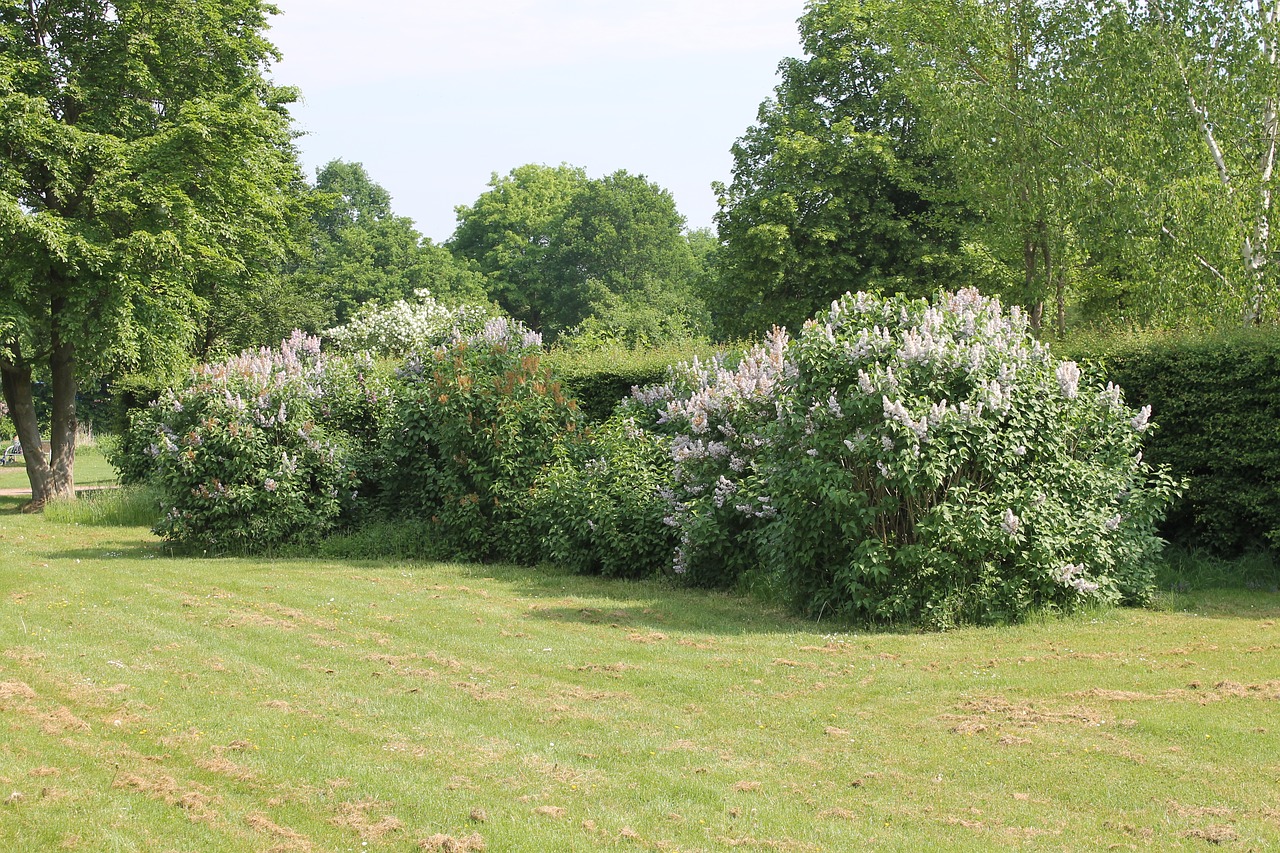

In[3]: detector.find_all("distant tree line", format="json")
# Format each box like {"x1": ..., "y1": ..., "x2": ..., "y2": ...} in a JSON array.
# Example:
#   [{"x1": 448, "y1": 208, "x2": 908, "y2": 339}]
[{"x1": 3, "y1": 0, "x2": 1277, "y2": 504}]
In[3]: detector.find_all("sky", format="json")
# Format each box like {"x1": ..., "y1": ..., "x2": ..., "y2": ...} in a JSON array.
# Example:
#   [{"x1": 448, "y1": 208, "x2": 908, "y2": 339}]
[{"x1": 265, "y1": 1, "x2": 807, "y2": 243}]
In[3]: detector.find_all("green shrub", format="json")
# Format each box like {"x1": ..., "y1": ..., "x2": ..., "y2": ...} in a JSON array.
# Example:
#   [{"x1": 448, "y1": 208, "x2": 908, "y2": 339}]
[
  {"x1": 374, "y1": 318, "x2": 581, "y2": 561},
  {"x1": 525, "y1": 416, "x2": 676, "y2": 578},
  {"x1": 546, "y1": 342, "x2": 725, "y2": 422},
  {"x1": 124, "y1": 333, "x2": 359, "y2": 552},
  {"x1": 630, "y1": 289, "x2": 1180, "y2": 628},
  {"x1": 1087, "y1": 328, "x2": 1280, "y2": 557}
]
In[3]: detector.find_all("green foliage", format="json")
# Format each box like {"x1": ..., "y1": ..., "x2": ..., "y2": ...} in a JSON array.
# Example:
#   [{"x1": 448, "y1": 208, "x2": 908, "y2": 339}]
[
  {"x1": 545, "y1": 342, "x2": 724, "y2": 423},
  {"x1": 374, "y1": 319, "x2": 580, "y2": 561},
  {"x1": 630, "y1": 289, "x2": 1179, "y2": 628},
  {"x1": 711, "y1": 0, "x2": 984, "y2": 337},
  {"x1": 524, "y1": 416, "x2": 676, "y2": 578},
  {"x1": 0, "y1": 0, "x2": 306, "y2": 501},
  {"x1": 450, "y1": 164, "x2": 708, "y2": 340},
  {"x1": 123, "y1": 333, "x2": 358, "y2": 552},
  {"x1": 1156, "y1": 547, "x2": 1280, "y2": 594},
  {"x1": 43, "y1": 485, "x2": 165, "y2": 528},
  {"x1": 288, "y1": 160, "x2": 487, "y2": 328},
  {"x1": 449, "y1": 163, "x2": 589, "y2": 335},
  {"x1": 1091, "y1": 328, "x2": 1280, "y2": 557}
]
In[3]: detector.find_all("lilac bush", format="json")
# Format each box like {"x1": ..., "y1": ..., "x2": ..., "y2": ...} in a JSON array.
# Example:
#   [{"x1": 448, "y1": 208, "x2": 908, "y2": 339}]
[
  {"x1": 132, "y1": 332, "x2": 361, "y2": 551},
  {"x1": 623, "y1": 328, "x2": 792, "y2": 587},
  {"x1": 631, "y1": 289, "x2": 1180, "y2": 627},
  {"x1": 325, "y1": 289, "x2": 506, "y2": 356}
]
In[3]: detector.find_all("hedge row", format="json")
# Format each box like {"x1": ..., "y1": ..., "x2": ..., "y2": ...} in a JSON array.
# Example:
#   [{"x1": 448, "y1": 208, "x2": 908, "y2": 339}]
[
  {"x1": 545, "y1": 342, "x2": 727, "y2": 422},
  {"x1": 1070, "y1": 328, "x2": 1280, "y2": 557}
]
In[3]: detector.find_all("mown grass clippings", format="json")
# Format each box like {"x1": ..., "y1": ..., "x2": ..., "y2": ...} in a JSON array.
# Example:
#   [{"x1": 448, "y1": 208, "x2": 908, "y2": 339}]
[{"x1": 0, "y1": 508, "x2": 1278, "y2": 850}]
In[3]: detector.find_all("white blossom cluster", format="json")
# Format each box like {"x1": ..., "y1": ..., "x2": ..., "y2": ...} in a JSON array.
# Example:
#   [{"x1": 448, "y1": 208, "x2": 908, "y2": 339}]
[
  {"x1": 325, "y1": 290, "x2": 501, "y2": 356},
  {"x1": 631, "y1": 287, "x2": 1168, "y2": 610}
]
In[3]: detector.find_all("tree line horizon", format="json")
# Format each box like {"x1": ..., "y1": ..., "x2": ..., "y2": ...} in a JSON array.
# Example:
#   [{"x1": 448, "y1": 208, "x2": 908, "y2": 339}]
[{"x1": 2, "y1": 0, "x2": 1275, "y2": 505}]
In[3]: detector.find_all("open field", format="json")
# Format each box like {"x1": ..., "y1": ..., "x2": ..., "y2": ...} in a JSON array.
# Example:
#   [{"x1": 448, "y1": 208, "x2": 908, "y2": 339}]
[{"x1": 0, "y1": 499, "x2": 1278, "y2": 851}]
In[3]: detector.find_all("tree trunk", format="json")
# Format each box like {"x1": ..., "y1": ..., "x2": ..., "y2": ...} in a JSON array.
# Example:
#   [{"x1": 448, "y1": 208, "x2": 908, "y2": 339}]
[
  {"x1": 48, "y1": 296, "x2": 77, "y2": 500},
  {"x1": 0, "y1": 354, "x2": 54, "y2": 510},
  {"x1": 1023, "y1": 237, "x2": 1042, "y2": 334}
]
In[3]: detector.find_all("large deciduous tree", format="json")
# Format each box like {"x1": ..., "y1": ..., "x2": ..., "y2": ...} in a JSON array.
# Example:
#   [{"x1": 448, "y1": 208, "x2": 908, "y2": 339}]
[
  {"x1": 723, "y1": 0, "x2": 1280, "y2": 335},
  {"x1": 712, "y1": 0, "x2": 982, "y2": 337},
  {"x1": 0, "y1": 0, "x2": 303, "y2": 506},
  {"x1": 451, "y1": 164, "x2": 707, "y2": 340},
  {"x1": 890, "y1": 0, "x2": 1280, "y2": 328},
  {"x1": 287, "y1": 160, "x2": 487, "y2": 327},
  {"x1": 449, "y1": 163, "x2": 588, "y2": 335}
]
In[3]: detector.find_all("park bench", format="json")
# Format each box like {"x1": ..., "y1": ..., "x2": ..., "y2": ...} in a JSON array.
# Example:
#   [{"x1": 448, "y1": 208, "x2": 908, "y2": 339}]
[{"x1": 1, "y1": 439, "x2": 51, "y2": 466}]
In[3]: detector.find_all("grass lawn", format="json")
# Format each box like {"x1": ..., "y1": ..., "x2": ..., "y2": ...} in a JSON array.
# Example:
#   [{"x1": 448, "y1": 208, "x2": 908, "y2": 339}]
[
  {"x1": 0, "y1": 500, "x2": 1277, "y2": 851},
  {"x1": 0, "y1": 445, "x2": 118, "y2": 491}
]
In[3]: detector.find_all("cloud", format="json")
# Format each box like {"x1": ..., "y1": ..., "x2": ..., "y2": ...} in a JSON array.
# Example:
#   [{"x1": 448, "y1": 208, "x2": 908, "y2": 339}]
[{"x1": 269, "y1": 0, "x2": 804, "y2": 85}]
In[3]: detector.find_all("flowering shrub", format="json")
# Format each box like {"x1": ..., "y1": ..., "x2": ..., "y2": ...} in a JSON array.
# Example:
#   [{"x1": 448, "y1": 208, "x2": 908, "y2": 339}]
[
  {"x1": 524, "y1": 415, "x2": 676, "y2": 578},
  {"x1": 325, "y1": 289, "x2": 504, "y2": 356},
  {"x1": 375, "y1": 317, "x2": 580, "y2": 560},
  {"x1": 630, "y1": 289, "x2": 1180, "y2": 627},
  {"x1": 127, "y1": 332, "x2": 359, "y2": 551},
  {"x1": 622, "y1": 330, "x2": 792, "y2": 588}
]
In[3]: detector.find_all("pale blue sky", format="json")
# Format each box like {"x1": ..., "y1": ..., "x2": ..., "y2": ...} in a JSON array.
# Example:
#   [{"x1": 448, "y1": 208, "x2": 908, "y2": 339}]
[{"x1": 266, "y1": 1, "x2": 806, "y2": 242}]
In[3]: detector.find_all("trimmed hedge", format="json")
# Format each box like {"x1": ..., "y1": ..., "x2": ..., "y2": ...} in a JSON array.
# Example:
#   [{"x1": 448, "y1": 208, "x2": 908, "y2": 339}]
[
  {"x1": 546, "y1": 343, "x2": 727, "y2": 422},
  {"x1": 1072, "y1": 328, "x2": 1280, "y2": 557}
]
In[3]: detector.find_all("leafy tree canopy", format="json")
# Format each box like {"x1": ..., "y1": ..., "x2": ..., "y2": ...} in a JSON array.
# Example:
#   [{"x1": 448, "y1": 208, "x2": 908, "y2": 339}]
[
  {"x1": 287, "y1": 159, "x2": 487, "y2": 327},
  {"x1": 0, "y1": 0, "x2": 304, "y2": 504},
  {"x1": 450, "y1": 164, "x2": 708, "y2": 340},
  {"x1": 711, "y1": 0, "x2": 984, "y2": 337}
]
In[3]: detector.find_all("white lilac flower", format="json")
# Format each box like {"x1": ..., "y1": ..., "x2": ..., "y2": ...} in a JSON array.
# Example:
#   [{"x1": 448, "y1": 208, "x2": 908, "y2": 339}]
[
  {"x1": 1001, "y1": 509, "x2": 1020, "y2": 536},
  {"x1": 1056, "y1": 361, "x2": 1081, "y2": 399},
  {"x1": 1131, "y1": 406, "x2": 1152, "y2": 432},
  {"x1": 1098, "y1": 383, "x2": 1123, "y2": 409},
  {"x1": 1105, "y1": 514, "x2": 1123, "y2": 531},
  {"x1": 712, "y1": 477, "x2": 738, "y2": 508},
  {"x1": 264, "y1": 478, "x2": 278, "y2": 492}
]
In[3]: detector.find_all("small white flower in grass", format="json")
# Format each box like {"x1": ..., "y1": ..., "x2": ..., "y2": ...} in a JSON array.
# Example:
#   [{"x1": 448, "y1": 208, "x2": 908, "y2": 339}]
[{"x1": 1001, "y1": 509, "x2": 1020, "y2": 536}]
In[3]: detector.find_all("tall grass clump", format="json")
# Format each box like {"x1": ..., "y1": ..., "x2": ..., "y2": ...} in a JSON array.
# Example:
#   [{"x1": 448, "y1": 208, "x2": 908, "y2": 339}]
[
  {"x1": 630, "y1": 289, "x2": 1181, "y2": 628},
  {"x1": 43, "y1": 484, "x2": 165, "y2": 527}
]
